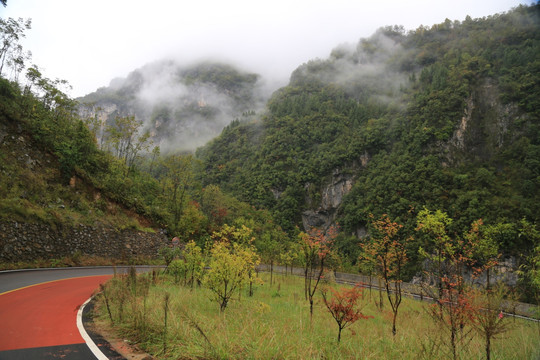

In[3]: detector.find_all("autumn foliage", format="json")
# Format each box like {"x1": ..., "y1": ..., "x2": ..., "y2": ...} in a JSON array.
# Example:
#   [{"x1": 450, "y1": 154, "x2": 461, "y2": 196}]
[
  {"x1": 299, "y1": 225, "x2": 337, "y2": 319},
  {"x1": 361, "y1": 214, "x2": 409, "y2": 335},
  {"x1": 322, "y1": 286, "x2": 371, "y2": 343}
]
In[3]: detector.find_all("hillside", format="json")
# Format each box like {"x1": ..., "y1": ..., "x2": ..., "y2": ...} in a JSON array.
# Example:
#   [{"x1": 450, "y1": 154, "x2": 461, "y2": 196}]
[
  {"x1": 196, "y1": 5, "x2": 540, "y2": 264},
  {"x1": 0, "y1": 87, "x2": 156, "y2": 232},
  {"x1": 78, "y1": 60, "x2": 267, "y2": 152}
]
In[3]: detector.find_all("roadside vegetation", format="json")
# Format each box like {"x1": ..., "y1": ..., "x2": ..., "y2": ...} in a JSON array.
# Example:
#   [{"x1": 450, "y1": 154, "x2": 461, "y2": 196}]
[
  {"x1": 94, "y1": 270, "x2": 539, "y2": 360},
  {"x1": 95, "y1": 216, "x2": 539, "y2": 359}
]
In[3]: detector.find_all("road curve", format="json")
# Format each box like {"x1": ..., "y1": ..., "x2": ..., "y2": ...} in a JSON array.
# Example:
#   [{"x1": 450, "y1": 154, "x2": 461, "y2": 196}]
[{"x1": 0, "y1": 266, "x2": 159, "y2": 360}]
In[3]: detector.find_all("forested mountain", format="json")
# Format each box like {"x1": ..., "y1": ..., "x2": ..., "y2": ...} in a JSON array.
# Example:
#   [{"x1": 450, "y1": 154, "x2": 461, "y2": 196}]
[
  {"x1": 1, "y1": 4, "x2": 539, "y2": 294},
  {"x1": 196, "y1": 5, "x2": 540, "y2": 264},
  {"x1": 78, "y1": 60, "x2": 266, "y2": 152}
]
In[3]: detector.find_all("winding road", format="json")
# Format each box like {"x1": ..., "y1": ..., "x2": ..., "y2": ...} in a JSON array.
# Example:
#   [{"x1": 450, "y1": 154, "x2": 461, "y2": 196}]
[{"x1": 0, "y1": 266, "x2": 156, "y2": 360}]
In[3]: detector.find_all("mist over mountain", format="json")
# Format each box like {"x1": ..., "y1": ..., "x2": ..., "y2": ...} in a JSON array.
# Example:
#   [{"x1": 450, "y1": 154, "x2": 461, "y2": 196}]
[
  {"x1": 197, "y1": 4, "x2": 540, "y2": 264},
  {"x1": 78, "y1": 60, "x2": 269, "y2": 152}
]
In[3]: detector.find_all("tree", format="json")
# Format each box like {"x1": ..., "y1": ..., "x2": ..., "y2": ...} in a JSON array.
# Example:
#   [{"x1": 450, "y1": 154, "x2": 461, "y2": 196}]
[
  {"x1": 416, "y1": 209, "x2": 483, "y2": 360},
  {"x1": 0, "y1": 17, "x2": 32, "y2": 79},
  {"x1": 321, "y1": 286, "x2": 371, "y2": 343},
  {"x1": 416, "y1": 208, "x2": 455, "y2": 301},
  {"x1": 259, "y1": 228, "x2": 285, "y2": 285},
  {"x1": 465, "y1": 220, "x2": 500, "y2": 290},
  {"x1": 183, "y1": 240, "x2": 204, "y2": 289},
  {"x1": 159, "y1": 245, "x2": 182, "y2": 268},
  {"x1": 517, "y1": 219, "x2": 540, "y2": 305},
  {"x1": 298, "y1": 225, "x2": 337, "y2": 320},
  {"x1": 361, "y1": 214, "x2": 409, "y2": 336},
  {"x1": 105, "y1": 115, "x2": 152, "y2": 175},
  {"x1": 280, "y1": 246, "x2": 298, "y2": 275},
  {"x1": 471, "y1": 284, "x2": 511, "y2": 360},
  {"x1": 203, "y1": 239, "x2": 258, "y2": 311},
  {"x1": 160, "y1": 154, "x2": 195, "y2": 230}
]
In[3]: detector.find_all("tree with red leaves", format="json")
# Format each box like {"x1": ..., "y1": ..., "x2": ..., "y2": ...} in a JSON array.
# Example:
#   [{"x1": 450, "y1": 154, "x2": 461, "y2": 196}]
[
  {"x1": 361, "y1": 214, "x2": 409, "y2": 336},
  {"x1": 322, "y1": 286, "x2": 371, "y2": 343},
  {"x1": 417, "y1": 208, "x2": 484, "y2": 360},
  {"x1": 299, "y1": 225, "x2": 337, "y2": 320}
]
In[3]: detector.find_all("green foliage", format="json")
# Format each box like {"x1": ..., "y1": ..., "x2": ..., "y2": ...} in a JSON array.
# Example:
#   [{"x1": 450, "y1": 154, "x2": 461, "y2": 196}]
[
  {"x1": 202, "y1": 238, "x2": 260, "y2": 311},
  {"x1": 159, "y1": 246, "x2": 181, "y2": 267},
  {"x1": 197, "y1": 4, "x2": 539, "y2": 240}
]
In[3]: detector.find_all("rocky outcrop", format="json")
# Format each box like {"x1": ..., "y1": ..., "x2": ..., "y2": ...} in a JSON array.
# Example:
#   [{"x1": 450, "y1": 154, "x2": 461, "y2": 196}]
[
  {"x1": 302, "y1": 170, "x2": 354, "y2": 231},
  {"x1": 0, "y1": 221, "x2": 168, "y2": 262},
  {"x1": 443, "y1": 79, "x2": 521, "y2": 165}
]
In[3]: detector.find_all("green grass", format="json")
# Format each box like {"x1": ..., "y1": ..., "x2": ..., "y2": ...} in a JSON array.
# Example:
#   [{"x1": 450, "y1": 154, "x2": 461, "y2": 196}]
[{"x1": 94, "y1": 271, "x2": 540, "y2": 360}]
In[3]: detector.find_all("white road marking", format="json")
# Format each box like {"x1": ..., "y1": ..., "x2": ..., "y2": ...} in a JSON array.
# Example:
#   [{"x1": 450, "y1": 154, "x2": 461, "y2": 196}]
[{"x1": 77, "y1": 296, "x2": 109, "y2": 360}]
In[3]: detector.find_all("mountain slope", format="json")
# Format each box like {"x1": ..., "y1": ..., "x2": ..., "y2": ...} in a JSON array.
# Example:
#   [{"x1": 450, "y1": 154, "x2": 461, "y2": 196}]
[
  {"x1": 79, "y1": 60, "x2": 267, "y2": 152},
  {"x1": 196, "y1": 4, "x2": 540, "y2": 259}
]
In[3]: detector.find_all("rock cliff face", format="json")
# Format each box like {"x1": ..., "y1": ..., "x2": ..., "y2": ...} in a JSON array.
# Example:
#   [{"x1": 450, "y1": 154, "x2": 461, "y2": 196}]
[
  {"x1": 301, "y1": 151, "x2": 370, "y2": 232},
  {"x1": 443, "y1": 79, "x2": 521, "y2": 165},
  {"x1": 302, "y1": 170, "x2": 354, "y2": 231}
]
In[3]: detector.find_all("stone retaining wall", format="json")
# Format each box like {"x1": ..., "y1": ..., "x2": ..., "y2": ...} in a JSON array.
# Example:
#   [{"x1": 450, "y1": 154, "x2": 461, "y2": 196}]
[{"x1": 0, "y1": 221, "x2": 169, "y2": 262}]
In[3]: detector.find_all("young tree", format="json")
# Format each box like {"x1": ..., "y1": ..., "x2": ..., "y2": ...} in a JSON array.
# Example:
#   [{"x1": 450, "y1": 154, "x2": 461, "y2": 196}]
[
  {"x1": 362, "y1": 214, "x2": 409, "y2": 336},
  {"x1": 183, "y1": 240, "x2": 204, "y2": 289},
  {"x1": 159, "y1": 245, "x2": 181, "y2": 268},
  {"x1": 465, "y1": 219, "x2": 500, "y2": 290},
  {"x1": 471, "y1": 284, "x2": 511, "y2": 360},
  {"x1": 203, "y1": 240, "x2": 258, "y2": 311},
  {"x1": 299, "y1": 225, "x2": 337, "y2": 320},
  {"x1": 259, "y1": 228, "x2": 286, "y2": 285},
  {"x1": 516, "y1": 219, "x2": 540, "y2": 304},
  {"x1": 321, "y1": 286, "x2": 371, "y2": 343},
  {"x1": 280, "y1": 246, "x2": 298, "y2": 275},
  {"x1": 416, "y1": 208, "x2": 454, "y2": 302},
  {"x1": 417, "y1": 209, "x2": 479, "y2": 360}
]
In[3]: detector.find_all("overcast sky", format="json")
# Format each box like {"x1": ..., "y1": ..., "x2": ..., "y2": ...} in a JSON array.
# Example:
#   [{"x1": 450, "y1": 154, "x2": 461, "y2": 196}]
[{"x1": 2, "y1": 0, "x2": 531, "y2": 97}]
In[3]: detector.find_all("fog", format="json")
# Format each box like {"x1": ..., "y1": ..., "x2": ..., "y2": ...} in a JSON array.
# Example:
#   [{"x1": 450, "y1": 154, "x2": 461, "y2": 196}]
[
  {"x1": 80, "y1": 59, "x2": 267, "y2": 152},
  {"x1": 2, "y1": 0, "x2": 528, "y2": 98}
]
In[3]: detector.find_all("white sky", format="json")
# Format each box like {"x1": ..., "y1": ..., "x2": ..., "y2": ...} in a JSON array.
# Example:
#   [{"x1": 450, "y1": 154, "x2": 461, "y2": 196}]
[{"x1": 1, "y1": 0, "x2": 531, "y2": 97}]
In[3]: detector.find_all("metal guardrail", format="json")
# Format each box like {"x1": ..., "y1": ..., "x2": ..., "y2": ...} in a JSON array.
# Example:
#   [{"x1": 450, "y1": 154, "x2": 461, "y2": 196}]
[{"x1": 257, "y1": 264, "x2": 539, "y2": 321}]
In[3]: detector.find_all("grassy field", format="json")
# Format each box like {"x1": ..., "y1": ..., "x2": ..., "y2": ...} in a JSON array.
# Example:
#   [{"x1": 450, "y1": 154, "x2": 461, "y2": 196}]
[{"x1": 94, "y1": 270, "x2": 539, "y2": 360}]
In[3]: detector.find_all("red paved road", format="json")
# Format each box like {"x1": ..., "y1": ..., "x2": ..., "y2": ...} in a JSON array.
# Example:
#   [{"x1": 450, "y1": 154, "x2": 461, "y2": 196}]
[{"x1": 0, "y1": 275, "x2": 112, "y2": 352}]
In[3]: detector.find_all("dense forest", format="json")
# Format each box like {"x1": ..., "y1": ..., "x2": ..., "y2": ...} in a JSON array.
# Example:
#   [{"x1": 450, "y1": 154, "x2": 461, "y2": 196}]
[
  {"x1": 1, "y1": 5, "x2": 539, "y2": 299},
  {"x1": 196, "y1": 5, "x2": 540, "y2": 284}
]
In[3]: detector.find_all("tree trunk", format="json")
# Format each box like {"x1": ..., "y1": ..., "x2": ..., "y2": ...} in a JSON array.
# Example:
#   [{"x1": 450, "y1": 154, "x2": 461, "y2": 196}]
[
  {"x1": 392, "y1": 311, "x2": 397, "y2": 336},
  {"x1": 486, "y1": 334, "x2": 491, "y2": 360},
  {"x1": 304, "y1": 267, "x2": 309, "y2": 301},
  {"x1": 378, "y1": 277, "x2": 384, "y2": 311},
  {"x1": 270, "y1": 260, "x2": 274, "y2": 286},
  {"x1": 451, "y1": 326, "x2": 457, "y2": 360},
  {"x1": 309, "y1": 298, "x2": 314, "y2": 321},
  {"x1": 337, "y1": 326, "x2": 342, "y2": 343}
]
